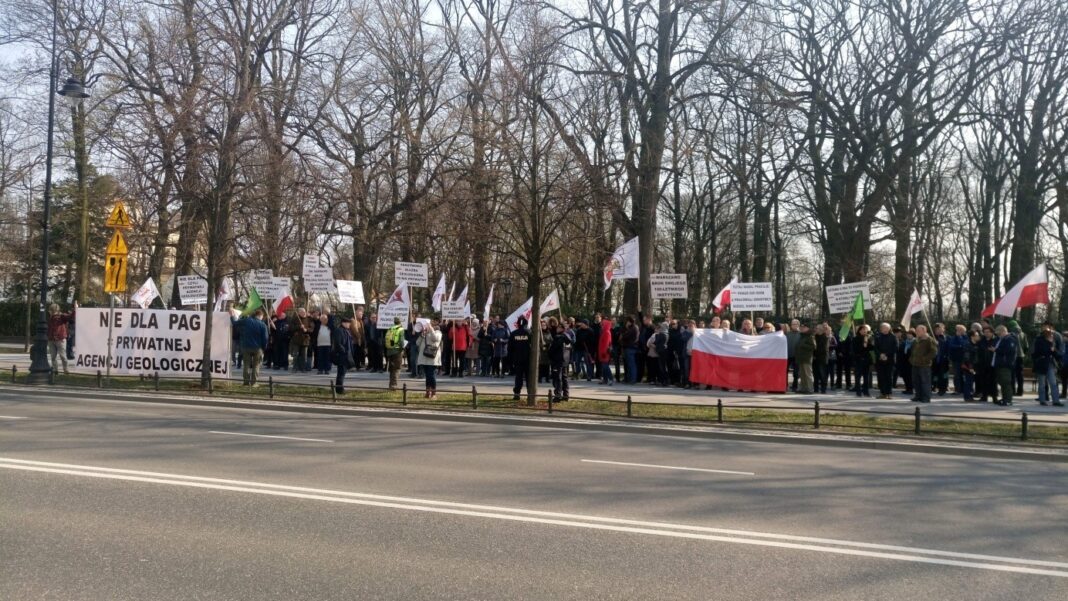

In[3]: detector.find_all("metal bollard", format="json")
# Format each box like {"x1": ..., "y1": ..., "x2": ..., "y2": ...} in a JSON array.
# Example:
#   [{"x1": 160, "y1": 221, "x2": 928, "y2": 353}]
[
  {"x1": 207, "y1": 374, "x2": 213, "y2": 394},
  {"x1": 330, "y1": 381, "x2": 337, "y2": 402},
  {"x1": 268, "y1": 376, "x2": 274, "y2": 399},
  {"x1": 1022, "y1": 412, "x2": 1029, "y2": 441},
  {"x1": 96, "y1": 370, "x2": 102, "y2": 388},
  {"x1": 472, "y1": 385, "x2": 478, "y2": 409},
  {"x1": 48, "y1": 368, "x2": 55, "y2": 385},
  {"x1": 11, "y1": 365, "x2": 16, "y2": 383},
  {"x1": 154, "y1": 372, "x2": 160, "y2": 392},
  {"x1": 402, "y1": 383, "x2": 407, "y2": 406},
  {"x1": 547, "y1": 390, "x2": 553, "y2": 414},
  {"x1": 626, "y1": 395, "x2": 632, "y2": 418},
  {"x1": 717, "y1": 399, "x2": 723, "y2": 424},
  {"x1": 813, "y1": 401, "x2": 820, "y2": 429},
  {"x1": 914, "y1": 406, "x2": 921, "y2": 435}
]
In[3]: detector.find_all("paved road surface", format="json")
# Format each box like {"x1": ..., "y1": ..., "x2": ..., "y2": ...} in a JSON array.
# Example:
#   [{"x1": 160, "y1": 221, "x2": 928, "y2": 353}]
[
  {"x1": 1, "y1": 389, "x2": 1066, "y2": 599},
  {"x1": 3, "y1": 349, "x2": 1066, "y2": 424}
]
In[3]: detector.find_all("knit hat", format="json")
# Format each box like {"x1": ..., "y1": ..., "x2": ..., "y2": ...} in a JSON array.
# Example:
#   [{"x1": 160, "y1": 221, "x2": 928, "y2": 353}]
[{"x1": 1008, "y1": 320, "x2": 1020, "y2": 330}]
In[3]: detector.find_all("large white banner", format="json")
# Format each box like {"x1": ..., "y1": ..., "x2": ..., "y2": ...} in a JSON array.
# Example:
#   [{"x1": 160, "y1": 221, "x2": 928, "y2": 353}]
[
  {"x1": 394, "y1": 262, "x2": 429, "y2": 287},
  {"x1": 72, "y1": 308, "x2": 231, "y2": 376},
  {"x1": 731, "y1": 282, "x2": 773, "y2": 311},
  {"x1": 650, "y1": 274, "x2": 688, "y2": 300},
  {"x1": 177, "y1": 275, "x2": 208, "y2": 306},
  {"x1": 826, "y1": 281, "x2": 873, "y2": 314}
]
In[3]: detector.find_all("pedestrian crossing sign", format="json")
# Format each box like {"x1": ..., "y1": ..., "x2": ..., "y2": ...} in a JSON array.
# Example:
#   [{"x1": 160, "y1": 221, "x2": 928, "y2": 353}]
[{"x1": 106, "y1": 201, "x2": 132, "y2": 228}]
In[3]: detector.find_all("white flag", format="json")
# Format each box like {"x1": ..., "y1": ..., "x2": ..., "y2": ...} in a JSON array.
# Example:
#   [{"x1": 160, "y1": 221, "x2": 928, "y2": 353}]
[
  {"x1": 539, "y1": 289, "x2": 560, "y2": 314},
  {"x1": 604, "y1": 237, "x2": 640, "y2": 289},
  {"x1": 376, "y1": 284, "x2": 411, "y2": 328},
  {"x1": 214, "y1": 277, "x2": 234, "y2": 312},
  {"x1": 463, "y1": 301, "x2": 471, "y2": 318},
  {"x1": 483, "y1": 283, "x2": 495, "y2": 320},
  {"x1": 457, "y1": 284, "x2": 469, "y2": 305},
  {"x1": 432, "y1": 274, "x2": 446, "y2": 311},
  {"x1": 505, "y1": 297, "x2": 534, "y2": 332},
  {"x1": 131, "y1": 277, "x2": 160, "y2": 309},
  {"x1": 900, "y1": 289, "x2": 925, "y2": 328},
  {"x1": 448, "y1": 281, "x2": 457, "y2": 303}
]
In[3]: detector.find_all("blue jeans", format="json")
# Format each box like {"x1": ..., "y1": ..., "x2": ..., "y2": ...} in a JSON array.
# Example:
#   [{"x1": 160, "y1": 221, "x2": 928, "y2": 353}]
[
  {"x1": 1037, "y1": 365, "x2": 1060, "y2": 404},
  {"x1": 961, "y1": 369, "x2": 974, "y2": 400},
  {"x1": 624, "y1": 348, "x2": 638, "y2": 383},
  {"x1": 425, "y1": 367, "x2": 437, "y2": 391},
  {"x1": 409, "y1": 345, "x2": 419, "y2": 376}
]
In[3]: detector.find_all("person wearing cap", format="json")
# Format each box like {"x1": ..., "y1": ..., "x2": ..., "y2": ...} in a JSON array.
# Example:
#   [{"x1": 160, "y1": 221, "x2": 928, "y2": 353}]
[
  {"x1": 795, "y1": 321, "x2": 816, "y2": 394},
  {"x1": 332, "y1": 316, "x2": 355, "y2": 394},
  {"x1": 1008, "y1": 320, "x2": 1029, "y2": 396},
  {"x1": 385, "y1": 316, "x2": 406, "y2": 391},
  {"x1": 508, "y1": 317, "x2": 532, "y2": 401}
]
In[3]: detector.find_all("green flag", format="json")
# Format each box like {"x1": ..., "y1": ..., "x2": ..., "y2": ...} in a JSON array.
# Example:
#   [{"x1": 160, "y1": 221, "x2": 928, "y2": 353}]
[
  {"x1": 838, "y1": 293, "x2": 866, "y2": 339},
  {"x1": 850, "y1": 292, "x2": 866, "y2": 320},
  {"x1": 240, "y1": 287, "x2": 263, "y2": 317},
  {"x1": 838, "y1": 314, "x2": 853, "y2": 340}
]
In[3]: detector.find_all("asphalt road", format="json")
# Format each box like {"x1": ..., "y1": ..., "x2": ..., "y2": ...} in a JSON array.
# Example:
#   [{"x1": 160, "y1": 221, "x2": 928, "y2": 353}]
[{"x1": 1, "y1": 389, "x2": 1067, "y2": 600}]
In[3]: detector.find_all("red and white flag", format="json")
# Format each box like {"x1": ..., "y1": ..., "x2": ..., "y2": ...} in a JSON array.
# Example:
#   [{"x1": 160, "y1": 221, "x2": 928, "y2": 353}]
[
  {"x1": 505, "y1": 297, "x2": 533, "y2": 332},
  {"x1": 711, "y1": 277, "x2": 737, "y2": 313},
  {"x1": 604, "y1": 237, "x2": 639, "y2": 289},
  {"x1": 981, "y1": 264, "x2": 1049, "y2": 318},
  {"x1": 274, "y1": 293, "x2": 294, "y2": 317},
  {"x1": 688, "y1": 329, "x2": 787, "y2": 393},
  {"x1": 900, "y1": 289, "x2": 924, "y2": 328},
  {"x1": 539, "y1": 289, "x2": 560, "y2": 314},
  {"x1": 432, "y1": 274, "x2": 447, "y2": 311},
  {"x1": 131, "y1": 277, "x2": 160, "y2": 309}
]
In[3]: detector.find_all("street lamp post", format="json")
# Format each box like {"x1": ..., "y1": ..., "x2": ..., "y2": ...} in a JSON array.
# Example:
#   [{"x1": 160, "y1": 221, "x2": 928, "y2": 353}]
[
  {"x1": 27, "y1": 4, "x2": 90, "y2": 384},
  {"x1": 498, "y1": 278, "x2": 513, "y2": 312}
]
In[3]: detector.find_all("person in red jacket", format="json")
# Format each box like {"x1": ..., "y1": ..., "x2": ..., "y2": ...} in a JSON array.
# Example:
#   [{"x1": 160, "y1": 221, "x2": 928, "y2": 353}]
[
  {"x1": 597, "y1": 318, "x2": 614, "y2": 385},
  {"x1": 47, "y1": 302, "x2": 76, "y2": 374},
  {"x1": 451, "y1": 319, "x2": 470, "y2": 377}
]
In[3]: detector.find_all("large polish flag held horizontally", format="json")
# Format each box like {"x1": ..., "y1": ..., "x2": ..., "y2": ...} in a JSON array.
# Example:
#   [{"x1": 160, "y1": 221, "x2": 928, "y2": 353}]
[
  {"x1": 981, "y1": 264, "x2": 1049, "y2": 318},
  {"x1": 688, "y1": 329, "x2": 788, "y2": 393}
]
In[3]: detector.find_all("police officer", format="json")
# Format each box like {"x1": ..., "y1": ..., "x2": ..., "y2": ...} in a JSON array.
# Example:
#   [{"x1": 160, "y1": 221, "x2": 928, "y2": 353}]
[
  {"x1": 509, "y1": 317, "x2": 532, "y2": 401},
  {"x1": 547, "y1": 318, "x2": 572, "y2": 402}
]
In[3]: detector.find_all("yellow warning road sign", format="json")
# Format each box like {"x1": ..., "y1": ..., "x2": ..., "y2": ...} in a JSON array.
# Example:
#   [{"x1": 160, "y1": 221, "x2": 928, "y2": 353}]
[
  {"x1": 106, "y1": 230, "x2": 128, "y2": 255},
  {"x1": 104, "y1": 253, "x2": 128, "y2": 293},
  {"x1": 106, "y1": 201, "x2": 132, "y2": 228}
]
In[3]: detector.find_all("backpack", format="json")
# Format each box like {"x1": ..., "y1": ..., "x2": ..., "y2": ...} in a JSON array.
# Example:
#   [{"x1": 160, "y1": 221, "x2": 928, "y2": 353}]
[{"x1": 385, "y1": 326, "x2": 404, "y2": 357}]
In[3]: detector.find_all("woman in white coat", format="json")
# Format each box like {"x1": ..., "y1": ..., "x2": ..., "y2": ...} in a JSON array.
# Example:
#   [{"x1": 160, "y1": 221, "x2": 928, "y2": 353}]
[{"x1": 417, "y1": 319, "x2": 443, "y2": 399}]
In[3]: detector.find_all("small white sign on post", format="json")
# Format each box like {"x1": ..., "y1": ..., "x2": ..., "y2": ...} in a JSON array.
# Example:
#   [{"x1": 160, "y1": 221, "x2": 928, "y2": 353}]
[
  {"x1": 650, "y1": 274, "x2": 688, "y2": 300},
  {"x1": 304, "y1": 266, "x2": 336, "y2": 293},
  {"x1": 176, "y1": 275, "x2": 208, "y2": 306},
  {"x1": 251, "y1": 269, "x2": 273, "y2": 291},
  {"x1": 441, "y1": 301, "x2": 467, "y2": 320},
  {"x1": 731, "y1": 282, "x2": 774, "y2": 311},
  {"x1": 336, "y1": 280, "x2": 366, "y2": 304},
  {"x1": 394, "y1": 262, "x2": 429, "y2": 288},
  {"x1": 826, "y1": 281, "x2": 873, "y2": 314},
  {"x1": 256, "y1": 276, "x2": 289, "y2": 300},
  {"x1": 302, "y1": 254, "x2": 320, "y2": 275}
]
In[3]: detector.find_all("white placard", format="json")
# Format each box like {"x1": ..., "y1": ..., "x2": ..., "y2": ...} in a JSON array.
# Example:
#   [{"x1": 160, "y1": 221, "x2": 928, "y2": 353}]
[
  {"x1": 72, "y1": 308, "x2": 231, "y2": 376},
  {"x1": 176, "y1": 275, "x2": 208, "y2": 306},
  {"x1": 257, "y1": 276, "x2": 290, "y2": 300},
  {"x1": 826, "y1": 281, "x2": 873, "y2": 314},
  {"x1": 394, "y1": 261, "x2": 429, "y2": 287},
  {"x1": 441, "y1": 301, "x2": 466, "y2": 320},
  {"x1": 731, "y1": 282, "x2": 774, "y2": 311},
  {"x1": 251, "y1": 269, "x2": 273, "y2": 291},
  {"x1": 302, "y1": 254, "x2": 320, "y2": 275},
  {"x1": 304, "y1": 266, "x2": 336, "y2": 293},
  {"x1": 650, "y1": 274, "x2": 688, "y2": 300},
  {"x1": 336, "y1": 280, "x2": 366, "y2": 304},
  {"x1": 377, "y1": 304, "x2": 409, "y2": 328}
]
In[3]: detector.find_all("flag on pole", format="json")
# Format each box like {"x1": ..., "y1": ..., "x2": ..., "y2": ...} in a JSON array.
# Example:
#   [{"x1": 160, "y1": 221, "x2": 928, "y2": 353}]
[
  {"x1": 981, "y1": 264, "x2": 1050, "y2": 318},
  {"x1": 131, "y1": 277, "x2": 160, "y2": 309},
  {"x1": 711, "y1": 277, "x2": 737, "y2": 313},
  {"x1": 275, "y1": 293, "x2": 294, "y2": 317},
  {"x1": 463, "y1": 301, "x2": 471, "y2": 318},
  {"x1": 604, "y1": 237, "x2": 639, "y2": 289},
  {"x1": 838, "y1": 292, "x2": 865, "y2": 339},
  {"x1": 447, "y1": 281, "x2": 457, "y2": 303},
  {"x1": 432, "y1": 274, "x2": 447, "y2": 311},
  {"x1": 483, "y1": 283, "x2": 495, "y2": 319},
  {"x1": 539, "y1": 289, "x2": 560, "y2": 314},
  {"x1": 900, "y1": 289, "x2": 924, "y2": 328},
  {"x1": 457, "y1": 284, "x2": 469, "y2": 305},
  {"x1": 240, "y1": 287, "x2": 263, "y2": 317},
  {"x1": 214, "y1": 278, "x2": 234, "y2": 312},
  {"x1": 505, "y1": 297, "x2": 534, "y2": 332}
]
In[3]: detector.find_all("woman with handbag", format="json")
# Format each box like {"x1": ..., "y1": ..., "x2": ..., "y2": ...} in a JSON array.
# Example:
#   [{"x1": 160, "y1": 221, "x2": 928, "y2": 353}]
[{"x1": 417, "y1": 319, "x2": 443, "y2": 399}]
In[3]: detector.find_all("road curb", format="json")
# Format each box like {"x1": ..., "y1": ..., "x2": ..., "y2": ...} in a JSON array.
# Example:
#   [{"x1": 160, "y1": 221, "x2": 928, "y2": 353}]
[{"x1": 4, "y1": 384, "x2": 1068, "y2": 463}]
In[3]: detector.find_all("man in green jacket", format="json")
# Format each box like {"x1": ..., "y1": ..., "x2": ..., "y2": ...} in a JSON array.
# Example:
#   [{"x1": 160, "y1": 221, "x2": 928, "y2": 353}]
[
  {"x1": 796, "y1": 322, "x2": 816, "y2": 394},
  {"x1": 910, "y1": 324, "x2": 938, "y2": 403}
]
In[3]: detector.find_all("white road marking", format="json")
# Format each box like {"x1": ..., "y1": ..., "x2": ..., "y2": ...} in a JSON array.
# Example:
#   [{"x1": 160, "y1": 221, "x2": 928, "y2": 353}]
[
  {"x1": 208, "y1": 431, "x2": 333, "y2": 443},
  {"x1": 0, "y1": 415, "x2": 27, "y2": 420},
  {"x1": 581, "y1": 458, "x2": 755, "y2": 476},
  {"x1": 1, "y1": 457, "x2": 1066, "y2": 578}
]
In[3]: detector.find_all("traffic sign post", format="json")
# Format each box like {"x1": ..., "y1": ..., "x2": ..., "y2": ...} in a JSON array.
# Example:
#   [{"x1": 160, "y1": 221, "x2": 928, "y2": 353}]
[{"x1": 103, "y1": 200, "x2": 132, "y2": 384}]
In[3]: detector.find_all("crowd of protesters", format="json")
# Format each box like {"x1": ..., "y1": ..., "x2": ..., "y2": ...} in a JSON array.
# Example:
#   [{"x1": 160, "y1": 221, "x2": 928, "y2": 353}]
[{"x1": 223, "y1": 303, "x2": 1066, "y2": 409}]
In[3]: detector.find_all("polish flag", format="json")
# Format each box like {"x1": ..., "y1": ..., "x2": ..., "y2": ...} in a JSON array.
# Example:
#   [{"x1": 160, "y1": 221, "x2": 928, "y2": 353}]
[
  {"x1": 981, "y1": 264, "x2": 1049, "y2": 318},
  {"x1": 688, "y1": 329, "x2": 787, "y2": 393},
  {"x1": 274, "y1": 293, "x2": 294, "y2": 317},
  {"x1": 711, "y1": 277, "x2": 737, "y2": 314}
]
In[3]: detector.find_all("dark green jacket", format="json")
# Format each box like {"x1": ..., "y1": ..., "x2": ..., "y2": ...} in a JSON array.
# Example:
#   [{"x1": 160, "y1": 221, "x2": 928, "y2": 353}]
[{"x1": 910, "y1": 336, "x2": 938, "y2": 368}]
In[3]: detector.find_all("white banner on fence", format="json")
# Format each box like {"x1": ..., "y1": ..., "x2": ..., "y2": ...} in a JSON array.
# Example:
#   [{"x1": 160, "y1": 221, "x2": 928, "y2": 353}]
[
  {"x1": 826, "y1": 281, "x2": 873, "y2": 314},
  {"x1": 176, "y1": 275, "x2": 208, "y2": 306},
  {"x1": 72, "y1": 308, "x2": 231, "y2": 376},
  {"x1": 441, "y1": 301, "x2": 466, "y2": 320},
  {"x1": 731, "y1": 282, "x2": 774, "y2": 311},
  {"x1": 336, "y1": 280, "x2": 366, "y2": 304},
  {"x1": 304, "y1": 266, "x2": 336, "y2": 293},
  {"x1": 650, "y1": 274, "x2": 688, "y2": 300},
  {"x1": 394, "y1": 262, "x2": 429, "y2": 287}
]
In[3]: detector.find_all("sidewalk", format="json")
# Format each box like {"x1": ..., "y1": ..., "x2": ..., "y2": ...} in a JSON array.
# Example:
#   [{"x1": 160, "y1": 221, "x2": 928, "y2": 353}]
[{"x1": 4, "y1": 350, "x2": 1066, "y2": 424}]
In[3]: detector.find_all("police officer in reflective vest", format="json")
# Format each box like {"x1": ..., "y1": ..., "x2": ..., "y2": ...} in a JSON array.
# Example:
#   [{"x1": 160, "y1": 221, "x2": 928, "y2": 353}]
[{"x1": 509, "y1": 317, "x2": 532, "y2": 401}]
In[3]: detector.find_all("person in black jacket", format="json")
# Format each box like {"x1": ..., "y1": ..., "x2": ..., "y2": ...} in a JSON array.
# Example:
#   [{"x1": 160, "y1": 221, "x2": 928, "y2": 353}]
[
  {"x1": 853, "y1": 325, "x2": 873, "y2": 397},
  {"x1": 835, "y1": 330, "x2": 852, "y2": 390},
  {"x1": 961, "y1": 329, "x2": 980, "y2": 402},
  {"x1": 508, "y1": 317, "x2": 532, "y2": 401},
  {"x1": 976, "y1": 325, "x2": 999, "y2": 403},
  {"x1": 993, "y1": 325, "x2": 1017, "y2": 406},
  {"x1": 547, "y1": 318, "x2": 571, "y2": 402},
  {"x1": 873, "y1": 323, "x2": 898, "y2": 399}
]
